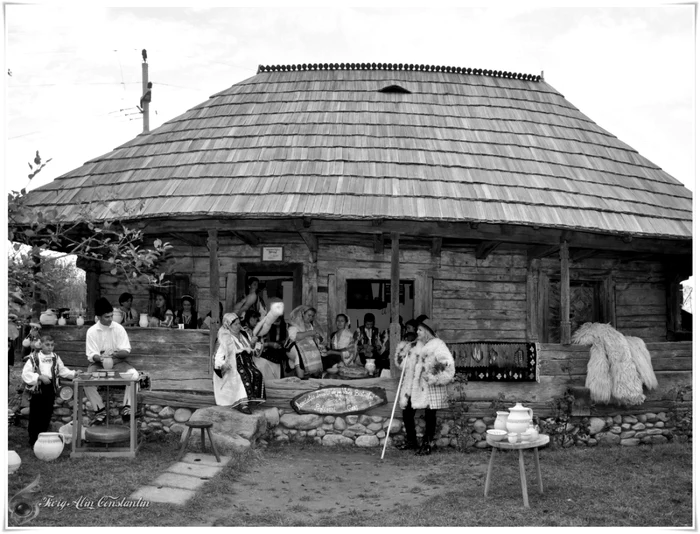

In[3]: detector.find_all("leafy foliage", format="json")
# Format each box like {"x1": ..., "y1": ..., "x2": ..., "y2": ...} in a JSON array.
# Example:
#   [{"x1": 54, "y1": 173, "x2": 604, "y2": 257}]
[{"x1": 8, "y1": 152, "x2": 173, "y2": 321}]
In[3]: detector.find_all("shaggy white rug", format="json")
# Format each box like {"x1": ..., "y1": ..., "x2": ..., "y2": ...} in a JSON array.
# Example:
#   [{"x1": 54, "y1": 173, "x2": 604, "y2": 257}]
[{"x1": 572, "y1": 323, "x2": 656, "y2": 406}]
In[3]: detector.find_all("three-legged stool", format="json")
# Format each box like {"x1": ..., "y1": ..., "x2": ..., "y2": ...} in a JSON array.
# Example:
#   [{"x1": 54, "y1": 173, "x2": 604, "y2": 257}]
[{"x1": 176, "y1": 420, "x2": 221, "y2": 462}]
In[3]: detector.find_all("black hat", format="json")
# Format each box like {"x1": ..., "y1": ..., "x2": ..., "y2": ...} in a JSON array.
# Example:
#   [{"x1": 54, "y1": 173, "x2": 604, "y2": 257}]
[
  {"x1": 95, "y1": 297, "x2": 114, "y2": 317},
  {"x1": 417, "y1": 317, "x2": 436, "y2": 337},
  {"x1": 364, "y1": 313, "x2": 376, "y2": 323}
]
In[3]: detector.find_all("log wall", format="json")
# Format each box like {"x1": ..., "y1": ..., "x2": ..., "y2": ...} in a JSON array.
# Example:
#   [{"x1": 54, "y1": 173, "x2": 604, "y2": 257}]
[{"x1": 92, "y1": 239, "x2": 673, "y2": 344}]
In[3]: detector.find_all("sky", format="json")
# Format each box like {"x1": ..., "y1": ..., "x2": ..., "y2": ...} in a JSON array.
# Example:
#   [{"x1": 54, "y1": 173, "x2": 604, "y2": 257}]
[{"x1": 2, "y1": 3, "x2": 695, "y2": 197}]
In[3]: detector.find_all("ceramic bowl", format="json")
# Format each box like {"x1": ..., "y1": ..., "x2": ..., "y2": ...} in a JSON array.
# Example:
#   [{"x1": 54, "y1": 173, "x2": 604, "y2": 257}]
[
  {"x1": 119, "y1": 372, "x2": 133, "y2": 379},
  {"x1": 507, "y1": 432, "x2": 519, "y2": 444},
  {"x1": 486, "y1": 429, "x2": 507, "y2": 442}
]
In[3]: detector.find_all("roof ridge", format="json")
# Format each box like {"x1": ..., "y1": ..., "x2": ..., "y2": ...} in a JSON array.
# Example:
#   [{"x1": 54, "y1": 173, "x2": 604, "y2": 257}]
[{"x1": 257, "y1": 63, "x2": 542, "y2": 82}]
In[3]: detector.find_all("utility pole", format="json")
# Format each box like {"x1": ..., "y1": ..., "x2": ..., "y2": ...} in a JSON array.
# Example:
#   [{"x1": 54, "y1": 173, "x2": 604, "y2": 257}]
[{"x1": 140, "y1": 49, "x2": 151, "y2": 133}]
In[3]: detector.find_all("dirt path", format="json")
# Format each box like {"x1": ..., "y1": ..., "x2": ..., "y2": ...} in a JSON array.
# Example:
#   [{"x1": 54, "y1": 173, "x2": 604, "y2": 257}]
[{"x1": 216, "y1": 445, "x2": 488, "y2": 523}]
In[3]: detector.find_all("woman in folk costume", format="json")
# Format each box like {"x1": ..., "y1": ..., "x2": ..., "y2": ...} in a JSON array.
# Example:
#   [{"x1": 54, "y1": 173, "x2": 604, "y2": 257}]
[
  {"x1": 212, "y1": 312, "x2": 265, "y2": 414},
  {"x1": 287, "y1": 305, "x2": 326, "y2": 378},
  {"x1": 394, "y1": 318, "x2": 455, "y2": 456},
  {"x1": 326, "y1": 313, "x2": 360, "y2": 368}
]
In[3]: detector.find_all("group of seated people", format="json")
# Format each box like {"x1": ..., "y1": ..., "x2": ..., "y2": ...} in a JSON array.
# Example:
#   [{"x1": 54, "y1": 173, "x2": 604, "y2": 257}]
[{"x1": 116, "y1": 291, "x2": 221, "y2": 330}]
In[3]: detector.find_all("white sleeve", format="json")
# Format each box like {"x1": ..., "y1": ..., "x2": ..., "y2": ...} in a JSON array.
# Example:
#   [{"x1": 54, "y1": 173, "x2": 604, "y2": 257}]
[
  {"x1": 21, "y1": 358, "x2": 39, "y2": 386},
  {"x1": 288, "y1": 325, "x2": 300, "y2": 341},
  {"x1": 56, "y1": 356, "x2": 76, "y2": 379},
  {"x1": 86, "y1": 328, "x2": 100, "y2": 363},
  {"x1": 115, "y1": 325, "x2": 131, "y2": 353}
]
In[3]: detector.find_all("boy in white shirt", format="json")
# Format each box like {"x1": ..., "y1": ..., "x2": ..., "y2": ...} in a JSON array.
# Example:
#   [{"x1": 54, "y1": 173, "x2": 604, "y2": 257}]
[{"x1": 22, "y1": 334, "x2": 81, "y2": 447}]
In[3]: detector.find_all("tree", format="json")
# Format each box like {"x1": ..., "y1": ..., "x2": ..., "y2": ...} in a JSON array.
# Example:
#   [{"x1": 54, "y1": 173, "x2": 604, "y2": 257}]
[{"x1": 8, "y1": 152, "x2": 173, "y2": 322}]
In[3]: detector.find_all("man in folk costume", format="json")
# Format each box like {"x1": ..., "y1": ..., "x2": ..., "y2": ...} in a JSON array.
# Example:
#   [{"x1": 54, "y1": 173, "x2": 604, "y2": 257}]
[
  {"x1": 393, "y1": 318, "x2": 455, "y2": 455},
  {"x1": 85, "y1": 297, "x2": 140, "y2": 424}
]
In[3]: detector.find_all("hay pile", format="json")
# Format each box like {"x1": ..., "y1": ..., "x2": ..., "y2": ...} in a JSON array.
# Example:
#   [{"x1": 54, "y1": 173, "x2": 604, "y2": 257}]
[{"x1": 571, "y1": 323, "x2": 657, "y2": 406}]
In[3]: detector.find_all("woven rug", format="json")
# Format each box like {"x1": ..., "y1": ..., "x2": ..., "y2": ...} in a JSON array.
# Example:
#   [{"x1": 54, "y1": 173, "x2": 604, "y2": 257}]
[{"x1": 450, "y1": 342, "x2": 539, "y2": 382}]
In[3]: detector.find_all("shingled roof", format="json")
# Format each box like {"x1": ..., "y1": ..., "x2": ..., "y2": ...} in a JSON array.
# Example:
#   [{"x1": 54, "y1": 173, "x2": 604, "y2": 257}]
[{"x1": 24, "y1": 63, "x2": 692, "y2": 240}]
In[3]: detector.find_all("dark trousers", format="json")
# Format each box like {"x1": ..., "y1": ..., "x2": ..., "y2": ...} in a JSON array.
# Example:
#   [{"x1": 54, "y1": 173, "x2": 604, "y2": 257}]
[
  {"x1": 402, "y1": 398, "x2": 437, "y2": 444},
  {"x1": 28, "y1": 383, "x2": 56, "y2": 447}
]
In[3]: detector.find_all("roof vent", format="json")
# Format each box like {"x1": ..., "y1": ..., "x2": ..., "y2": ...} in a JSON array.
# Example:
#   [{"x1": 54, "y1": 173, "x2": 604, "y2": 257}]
[{"x1": 379, "y1": 84, "x2": 411, "y2": 94}]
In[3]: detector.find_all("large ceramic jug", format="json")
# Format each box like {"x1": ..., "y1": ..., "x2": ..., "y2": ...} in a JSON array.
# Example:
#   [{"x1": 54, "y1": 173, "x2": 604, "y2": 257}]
[
  {"x1": 139, "y1": 313, "x2": 149, "y2": 328},
  {"x1": 34, "y1": 432, "x2": 65, "y2": 461},
  {"x1": 39, "y1": 310, "x2": 58, "y2": 325},
  {"x1": 112, "y1": 308, "x2": 123, "y2": 324},
  {"x1": 494, "y1": 411, "x2": 509, "y2": 431},
  {"x1": 506, "y1": 402, "x2": 533, "y2": 434}
]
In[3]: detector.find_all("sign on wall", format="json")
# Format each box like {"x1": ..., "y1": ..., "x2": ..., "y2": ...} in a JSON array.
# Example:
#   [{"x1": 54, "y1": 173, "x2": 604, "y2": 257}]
[
  {"x1": 261, "y1": 246, "x2": 284, "y2": 262},
  {"x1": 290, "y1": 385, "x2": 388, "y2": 415}
]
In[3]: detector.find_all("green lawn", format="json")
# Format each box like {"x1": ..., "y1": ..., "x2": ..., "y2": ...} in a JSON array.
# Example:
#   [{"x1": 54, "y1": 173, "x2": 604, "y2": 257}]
[{"x1": 7, "y1": 423, "x2": 692, "y2": 527}]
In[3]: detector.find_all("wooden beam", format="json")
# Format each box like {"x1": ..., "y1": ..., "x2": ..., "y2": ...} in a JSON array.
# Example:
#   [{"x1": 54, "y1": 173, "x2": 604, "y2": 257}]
[
  {"x1": 168, "y1": 232, "x2": 206, "y2": 247},
  {"x1": 233, "y1": 231, "x2": 260, "y2": 247},
  {"x1": 207, "y1": 229, "x2": 220, "y2": 371},
  {"x1": 476, "y1": 241, "x2": 500, "y2": 259},
  {"x1": 431, "y1": 237, "x2": 442, "y2": 258},
  {"x1": 527, "y1": 244, "x2": 560, "y2": 260},
  {"x1": 390, "y1": 233, "x2": 400, "y2": 379},
  {"x1": 373, "y1": 233, "x2": 384, "y2": 254},
  {"x1": 140, "y1": 218, "x2": 692, "y2": 256},
  {"x1": 570, "y1": 249, "x2": 599, "y2": 262},
  {"x1": 560, "y1": 241, "x2": 571, "y2": 345},
  {"x1": 372, "y1": 218, "x2": 384, "y2": 227},
  {"x1": 620, "y1": 252, "x2": 656, "y2": 264},
  {"x1": 302, "y1": 217, "x2": 312, "y2": 228},
  {"x1": 299, "y1": 231, "x2": 318, "y2": 263}
]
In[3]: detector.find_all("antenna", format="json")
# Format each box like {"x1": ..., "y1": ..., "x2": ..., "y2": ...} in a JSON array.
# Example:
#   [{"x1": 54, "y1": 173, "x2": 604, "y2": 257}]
[{"x1": 140, "y1": 49, "x2": 151, "y2": 133}]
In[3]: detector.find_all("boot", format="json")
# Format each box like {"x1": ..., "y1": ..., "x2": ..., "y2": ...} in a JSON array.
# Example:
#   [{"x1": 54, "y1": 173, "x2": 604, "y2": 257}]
[
  {"x1": 396, "y1": 439, "x2": 418, "y2": 451},
  {"x1": 416, "y1": 438, "x2": 433, "y2": 456}
]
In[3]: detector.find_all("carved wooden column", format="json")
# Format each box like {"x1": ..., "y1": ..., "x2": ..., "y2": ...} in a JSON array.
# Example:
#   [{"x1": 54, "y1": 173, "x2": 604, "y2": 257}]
[
  {"x1": 560, "y1": 240, "x2": 571, "y2": 345},
  {"x1": 390, "y1": 232, "x2": 401, "y2": 378},
  {"x1": 76, "y1": 257, "x2": 101, "y2": 321},
  {"x1": 208, "y1": 229, "x2": 220, "y2": 371}
]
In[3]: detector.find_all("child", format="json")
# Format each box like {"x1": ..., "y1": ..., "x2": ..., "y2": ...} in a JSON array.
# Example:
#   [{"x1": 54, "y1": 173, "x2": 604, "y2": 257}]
[{"x1": 21, "y1": 334, "x2": 80, "y2": 447}]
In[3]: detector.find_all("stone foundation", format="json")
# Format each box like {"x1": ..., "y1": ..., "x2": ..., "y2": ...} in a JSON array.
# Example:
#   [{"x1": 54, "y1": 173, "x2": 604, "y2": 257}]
[{"x1": 39, "y1": 387, "x2": 691, "y2": 450}]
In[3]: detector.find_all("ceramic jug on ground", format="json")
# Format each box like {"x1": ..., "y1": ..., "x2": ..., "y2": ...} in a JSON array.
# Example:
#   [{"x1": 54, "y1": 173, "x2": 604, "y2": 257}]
[
  {"x1": 8, "y1": 450, "x2": 21, "y2": 474},
  {"x1": 494, "y1": 411, "x2": 509, "y2": 431},
  {"x1": 506, "y1": 402, "x2": 533, "y2": 434},
  {"x1": 34, "y1": 432, "x2": 65, "y2": 461}
]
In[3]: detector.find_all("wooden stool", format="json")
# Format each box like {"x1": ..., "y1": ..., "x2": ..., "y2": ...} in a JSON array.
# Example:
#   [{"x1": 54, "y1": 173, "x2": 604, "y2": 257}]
[{"x1": 176, "y1": 420, "x2": 221, "y2": 462}]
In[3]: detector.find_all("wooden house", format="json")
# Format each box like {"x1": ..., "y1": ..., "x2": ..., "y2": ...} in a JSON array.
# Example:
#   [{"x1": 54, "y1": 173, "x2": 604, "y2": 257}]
[{"x1": 25, "y1": 63, "x2": 692, "y2": 420}]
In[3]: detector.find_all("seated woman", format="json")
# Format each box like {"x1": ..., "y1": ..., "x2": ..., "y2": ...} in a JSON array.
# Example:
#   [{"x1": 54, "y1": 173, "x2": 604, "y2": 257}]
[
  {"x1": 212, "y1": 312, "x2": 265, "y2": 414},
  {"x1": 255, "y1": 315, "x2": 289, "y2": 382},
  {"x1": 175, "y1": 295, "x2": 198, "y2": 329},
  {"x1": 149, "y1": 292, "x2": 174, "y2": 328},
  {"x1": 287, "y1": 305, "x2": 337, "y2": 378},
  {"x1": 326, "y1": 313, "x2": 360, "y2": 368},
  {"x1": 118, "y1": 292, "x2": 139, "y2": 326}
]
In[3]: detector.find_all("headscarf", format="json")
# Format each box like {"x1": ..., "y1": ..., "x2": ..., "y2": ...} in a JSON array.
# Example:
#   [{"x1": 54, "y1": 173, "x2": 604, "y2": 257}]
[
  {"x1": 218, "y1": 312, "x2": 240, "y2": 343},
  {"x1": 289, "y1": 305, "x2": 313, "y2": 329}
]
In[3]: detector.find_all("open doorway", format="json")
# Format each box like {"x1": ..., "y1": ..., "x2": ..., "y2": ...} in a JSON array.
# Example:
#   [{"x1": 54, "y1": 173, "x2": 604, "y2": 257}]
[
  {"x1": 236, "y1": 263, "x2": 303, "y2": 315},
  {"x1": 345, "y1": 279, "x2": 414, "y2": 331}
]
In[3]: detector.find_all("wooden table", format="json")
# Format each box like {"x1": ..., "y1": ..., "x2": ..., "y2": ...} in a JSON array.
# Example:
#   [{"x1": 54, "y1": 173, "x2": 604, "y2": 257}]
[
  {"x1": 71, "y1": 375, "x2": 139, "y2": 458},
  {"x1": 484, "y1": 434, "x2": 550, "y2": 508}
]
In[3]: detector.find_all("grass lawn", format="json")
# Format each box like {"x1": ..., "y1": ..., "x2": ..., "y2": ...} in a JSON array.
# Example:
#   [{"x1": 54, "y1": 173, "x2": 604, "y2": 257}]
[{"x1": 7, "y1": 422, "x2": 693, "y2": 528}]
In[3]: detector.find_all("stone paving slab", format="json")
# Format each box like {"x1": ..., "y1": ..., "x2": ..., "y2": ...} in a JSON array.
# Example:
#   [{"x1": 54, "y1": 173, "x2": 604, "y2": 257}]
[
  {"x1": 129, "y1": 485, "x2": 196, "y2": 505},
  {"x1": 180, "y1": 452, "x2": 232, "y2": 467},
  {"x1": 152, "y1": 472, "x2": 210, "y2": 491},
  {"x1": 167, "y1": 461, "x2": 222, "y2": 478}
]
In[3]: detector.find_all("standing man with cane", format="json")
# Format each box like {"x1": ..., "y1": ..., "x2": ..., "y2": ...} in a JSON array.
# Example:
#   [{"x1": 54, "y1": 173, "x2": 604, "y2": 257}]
[{"x1": 386, "y1": 318, "x2": 455, "y2": 456}]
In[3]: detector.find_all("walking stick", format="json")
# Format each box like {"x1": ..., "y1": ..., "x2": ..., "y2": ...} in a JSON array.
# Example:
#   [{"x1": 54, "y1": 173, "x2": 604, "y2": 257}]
[{"x1": 381, "y1": 359, "x2": 408, "y2": 460}]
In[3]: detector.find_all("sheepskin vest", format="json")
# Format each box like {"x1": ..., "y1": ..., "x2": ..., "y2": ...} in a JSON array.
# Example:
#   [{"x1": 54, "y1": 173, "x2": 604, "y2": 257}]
[{"x1": 394, "y1": 337, "x2": 455, "y2": 410}]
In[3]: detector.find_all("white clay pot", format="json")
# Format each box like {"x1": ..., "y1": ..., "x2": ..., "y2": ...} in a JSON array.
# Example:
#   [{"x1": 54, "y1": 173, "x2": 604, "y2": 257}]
[
  {"x1": 139, "y1": 313, "x2": 149, "y2": 328},
  {"x1": 112, "y1": 309, "x2": 123, "y2": 324},
  {"x1": 8, "y1": 450, "x2": 21, "y2": 474},
  {"x1": 506, "y1": 402, "x2": 533, "y2": 434},
  {"x1": 58, "y1": 317, "x2": 67, "y2": 326},
  {"x1": 39, "y1": 311, "x2": 58, "y2": 325},
  {"x1": 365, "y1": 359, "x2": 376, "y2": 374},
  {"x1": 33, "y1": 432, "x2": 65, "y2": 461},
  {"x1": 76, "y1": 316, "x2": 85, "y2": 326}
]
